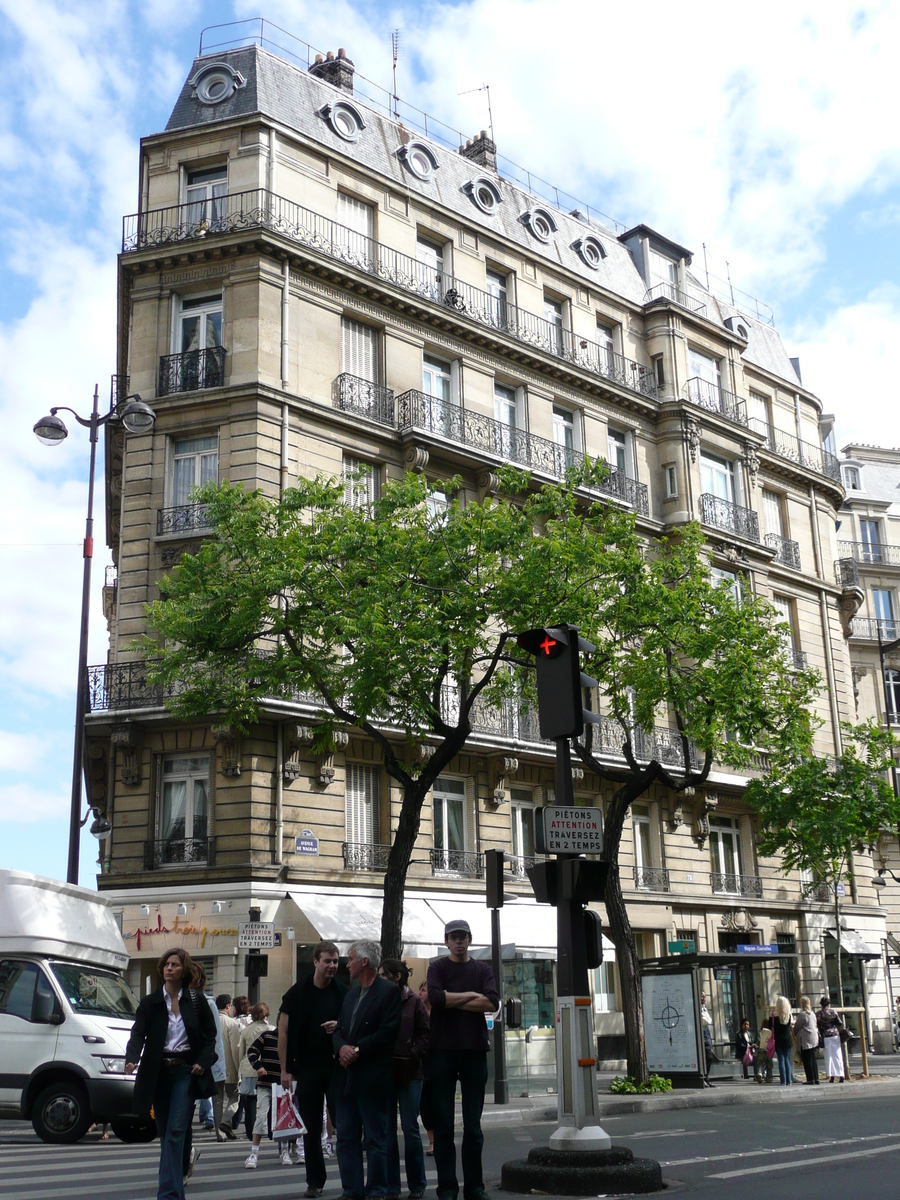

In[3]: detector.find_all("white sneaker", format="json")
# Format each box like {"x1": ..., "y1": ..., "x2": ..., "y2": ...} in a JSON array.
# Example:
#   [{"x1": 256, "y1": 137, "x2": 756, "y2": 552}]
[
  {"x1": 245, "y1": 1152, "x2": 258, "y2": 1169},
  {"x1": 296, "y1": 1142, "x2": 306, "y2": 1162},
  {"x1": 323, "y1": 1139, "x2": 334, "y2": 1158}
]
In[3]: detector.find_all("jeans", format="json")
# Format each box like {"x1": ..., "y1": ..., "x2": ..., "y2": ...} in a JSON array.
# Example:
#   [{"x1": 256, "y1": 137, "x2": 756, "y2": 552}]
[
  {"x1": 387, "y1": 1078, "x2": 426, "y2": 1195},
  {"x1": 775, "y1": 1046, "x2": 793, "y2": 1084},
  {"x1": 198, "y1": 1096, "x2": 214, "y2": 1125},
  {"x1": 336, "y1": 1085, "x2": 390, "y2": 1199},
  {"x1": 296, "y1": 1066, "x2": 336, "y2": 1189},
  {"x1": 800, "y1": 1046, "x2": 819, "y2": 1083},
  {"x1": 153, "y1": 1063, "x2": 195, "y2": 1200},
  {"x1": 430, "y1": 1050, "x2": 488, "y2": 1200}
]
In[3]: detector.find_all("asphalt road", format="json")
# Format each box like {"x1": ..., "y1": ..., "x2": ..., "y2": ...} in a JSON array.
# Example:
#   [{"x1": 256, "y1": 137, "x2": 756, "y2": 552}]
[{"x1": 2, "y1": 1092, "x2": 899, "y2": 1199}]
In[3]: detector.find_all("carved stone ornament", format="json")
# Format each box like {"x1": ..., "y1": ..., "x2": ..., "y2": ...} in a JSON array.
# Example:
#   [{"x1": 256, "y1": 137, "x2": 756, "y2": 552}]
[
  {"x1": 318, "y1": 730, "x2": 350, "y2": 786},
  {"x1": 477, "y1": 470, "x2": 499, "y2": 497},
  {"x1": 283, "y1": 725, "x2": 315, "y2": 782},
  {"x1": 711, "y1": 539, "x2": 749, "y2": 565},
  {"x1": 111, "y1": 724, "x2": 140, "y2": 786},
  {"x1": 851, "y1": 665, "x2": 867, "y2": 716},
  {"x1": 160, "y1": 541, "x2": 202, "y2": 568},
  {"x1": 404, "y1": 444, "x2": 430, "y2": 473},
  {"x1": 720, "y1": 909, "x2": 759, "y2": 932},
  {"x1": 682, "y1": 416, "x2": 701, "y2": 464},
  {"x1": 491, "y1": 756, "x2": 519, "y2": 804},
  {"x1": 418, "y1": 743, "x2": 436, "y2": 763},
  {"x1": 571, "y1": 766, "x2": 584, "y2": 783},
  {"x1": 85, "y1": 740, "x2": 108, "y2": 807},
  {"x1": 667, "y1": 801, "x2": 684, "y2": 831},
  {"x1": 212, "y1": 724, "x2": 242, "y2": 777},
  {"x1": 742, "y1": 443, "x2": 760, "y2": 486},
  {"x1": 693, "y1": 791, "x2": 718, "y2": 849},
  {"x1": 838, "y1": 586, "x2": 865, "y2": 638}
]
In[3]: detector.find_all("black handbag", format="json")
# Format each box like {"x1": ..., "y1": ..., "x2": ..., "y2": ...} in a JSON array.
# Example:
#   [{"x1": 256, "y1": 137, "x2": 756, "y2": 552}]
[{"x1": 187, "y1": 988, "x2": 218, "y2": 1100}]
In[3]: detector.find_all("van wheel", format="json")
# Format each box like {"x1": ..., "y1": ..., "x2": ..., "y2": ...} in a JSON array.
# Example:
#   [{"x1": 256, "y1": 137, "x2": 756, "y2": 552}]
[
  {"x1": 110, "y1": 1116, "x2": 157, "y2": 1143},
  {"x1": 31, "y1": 1080, "x2": 93, "y2": 1144}
]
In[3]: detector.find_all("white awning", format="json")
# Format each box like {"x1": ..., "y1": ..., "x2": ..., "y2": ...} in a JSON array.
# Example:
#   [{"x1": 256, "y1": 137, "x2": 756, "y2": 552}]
[
  {"x1": 287, "y1": 887, "x2": 446, "y2": 956},
  {"x1": 825, "y1": 930, "x2": 879, "y2": 959}
]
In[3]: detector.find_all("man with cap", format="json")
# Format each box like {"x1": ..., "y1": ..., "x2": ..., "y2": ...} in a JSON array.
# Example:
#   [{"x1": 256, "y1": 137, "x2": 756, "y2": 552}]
[{"x1": 427, "y1": 919, "x2": 500, "y2": 1200}]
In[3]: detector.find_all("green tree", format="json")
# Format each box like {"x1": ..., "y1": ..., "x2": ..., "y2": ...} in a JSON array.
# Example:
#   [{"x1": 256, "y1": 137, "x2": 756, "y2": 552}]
[
  {"x1": 572, "y1": 525, "x2": 819, "y2": 1081},
  {"x1": 144, "y1": 462, "x2": 637, "y2": 956},
  {"x1": 746, "y1": 721, "x2": 900, "y2": 1007}
]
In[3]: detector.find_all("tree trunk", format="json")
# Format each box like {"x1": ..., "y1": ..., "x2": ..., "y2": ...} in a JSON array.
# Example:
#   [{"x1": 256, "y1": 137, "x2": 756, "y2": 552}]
[
  {"x1": 380, "y1": 781, "x2": 427, "y2": 958},
  {"x1": 605, "y1": 853, "x2": 647, "y2": 1082}
]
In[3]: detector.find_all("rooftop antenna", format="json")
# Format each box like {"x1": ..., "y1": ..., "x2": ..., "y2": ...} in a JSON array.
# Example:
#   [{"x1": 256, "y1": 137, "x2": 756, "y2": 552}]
[
  {"x1": 391, "y1": 30, "x2": 401, "y2": 121},
  {"x1": 702, "y1": 242, "x2": 710, "y2": 290},
  {"x1": 458, "y1": 83, "x2": 494, "y2": 146}
]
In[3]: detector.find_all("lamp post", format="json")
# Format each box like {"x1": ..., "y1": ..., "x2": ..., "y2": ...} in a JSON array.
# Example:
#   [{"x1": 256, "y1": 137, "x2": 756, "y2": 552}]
[{"x1": 34, "y1": 385, "x2": 156, "y2": 885}]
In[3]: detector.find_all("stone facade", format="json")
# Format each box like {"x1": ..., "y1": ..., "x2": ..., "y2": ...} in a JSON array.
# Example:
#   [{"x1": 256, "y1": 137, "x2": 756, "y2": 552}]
[{"x1": 86, "y1": 37, "x2": 892, "y2": 1060}]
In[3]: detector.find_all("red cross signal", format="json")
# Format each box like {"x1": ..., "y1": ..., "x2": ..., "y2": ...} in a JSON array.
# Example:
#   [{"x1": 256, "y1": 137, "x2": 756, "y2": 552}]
[{"x1": 539, "y1": 634, "x2": 557, "y2": 656}]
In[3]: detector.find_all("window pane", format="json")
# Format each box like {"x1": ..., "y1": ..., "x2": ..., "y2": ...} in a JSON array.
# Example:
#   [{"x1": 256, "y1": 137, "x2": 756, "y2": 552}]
[
  {"x1": 173, "y1": 456, "x2": 195, "y2": 508},
  {"x1": 447, "y1": 798, "x2": 465, "y2": 852},
  {"x1": 181, "y1": 315, "x2": 201, "y2": 354},
  {"x1": 0, "y1": 960, "x2": 38, "y2": 1019},
  {"x1": 191, "y1": 778, "x2": 209, "y2": 840},
  {"x1": 205, "y1": 310, "x2": 222, "y2": 349},
  {"x1": 162, "y1": 780, "x2": 187, "y2": 841}
]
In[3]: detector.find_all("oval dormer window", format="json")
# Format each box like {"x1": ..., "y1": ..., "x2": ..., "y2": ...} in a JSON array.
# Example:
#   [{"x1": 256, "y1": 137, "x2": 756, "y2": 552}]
[
  {"x1": 190, "y1": 62, "x2": 246, "y2": 106},
  {"x1": 521, "y1": 206, "x2": 557, "y2": 243},
  {"x1": 398, "y1": 141, "x2": 439, "y2": 181},
  {"x1": 319, "y1": 100, "x2": 367, "y2": 143},
  {"x1": 572, "y1": 235, "x2": 605, "y2": 269},
  {"x1": 463, "y1": 177, "x2": 502, "y2": 215}
]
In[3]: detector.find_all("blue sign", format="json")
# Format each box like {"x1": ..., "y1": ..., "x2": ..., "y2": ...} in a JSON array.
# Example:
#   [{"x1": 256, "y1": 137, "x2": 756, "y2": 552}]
[
  {"x1": 296, "y1": 829, "x2": 319, "y2": 855},
  {"x1": 736, "y1": 943, "x2": 779, "y2": 954}
]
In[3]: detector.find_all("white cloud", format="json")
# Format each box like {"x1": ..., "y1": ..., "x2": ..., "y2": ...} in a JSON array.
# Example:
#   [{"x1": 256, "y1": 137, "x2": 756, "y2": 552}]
[
  {"x1": 0, "y1": 731, "x2": 46, "y2": 771},
  {"x1": 0, "y1": 782, "x2": 69, "y2": 822}
]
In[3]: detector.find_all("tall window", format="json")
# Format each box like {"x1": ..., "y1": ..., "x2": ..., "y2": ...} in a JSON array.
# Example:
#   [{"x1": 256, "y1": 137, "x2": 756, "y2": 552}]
[
  {"x1": 885, "y1": 669, "x2": 900, "y2": 722},
  {"x1": 416, "y1": 237, "x2": 445, "y2": 299},
  {"x1": 543, "y1": 295, "x2": 564, "y2": 355},
  {"x1": 486, "y1": 268, "x2": 509, "y2": 329},
  {"x1": 343, "y1": 454, "x2": 376, "y2": 511},
  {"x1": 632, "y1": 804, "x2": 653, "y2": 888},
  {"x1": 346, "y1": 763, "x2": 380, "y2": 846},
  {"x1": 176, "y1": 294, "x2": 224, "y2": 390},
  {"x1": 596, "y1": 321, "x2": 616, "y2": 376},
  {"x1": 337, "y1": 193, "x2": 374, "y2": 265},
  {"x1": 185, "y1": 165, "x2": 227, "y2": 230},
  {"x1": 510, "y1": 787, "x2": 535, "y2": 871},
  {"x1": 700, "y1": 452, "x2": 735, "y2": 503},
  {"x1": 874, "y1": 588, "x2": 896, "y2": 634},
  {"x1": 160, "y1": 755, "x2": 209, "y2": 861},
  {"x1": 592, "y1": 961, "x2": 617, "y2": 1013},
  {"x1": 709, "y1": 815, "x2": 742, "y2": 891},
  {"x1": 421, "y1": 353, "x2": 454, "y2": 435},
  {"x1": 748, "y1": 391, "x2": 772, "y2": 445},
  {"x1": 649, "y1": 249, "x2": 678, "y2": 289},
  {"x1": 771, "y1": 594, "x2": 799, "y2": 664},
  {"x1": 171, "y1": 435, "x2": 218, "y2": 509},
  {"x1": 433, "y1": 776, "x2": 468, "y2": 871},
  {"x1": 762, "y1": 490, "x2": 784, "y2": 538},
  {"x1": 843, "y1": 466, "x2": 861, "y2": 491},
  {"x1": 608, "y1": 428, "x2": 627, "y2": 474},
  {"x1": 493, "y1": 383, "x2": 519, "y2": 459},
  {"x1": 688, "y1": 348, "x2": 722, "y2": 410},
  {"x1": 341, "y1": 317, "x2": 379, "y2": 383},
  {"x1": 552, "y1": 406, "x2": 576, "y2": 473},
  {"x1": 860, "y1": 519, "x2": 881, "y2": 562}
]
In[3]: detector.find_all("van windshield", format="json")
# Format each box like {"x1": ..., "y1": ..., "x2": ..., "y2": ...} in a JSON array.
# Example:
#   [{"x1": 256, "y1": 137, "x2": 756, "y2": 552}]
[{"x1": 49, "y1": 962, "x2": 139, "y2": 1019}]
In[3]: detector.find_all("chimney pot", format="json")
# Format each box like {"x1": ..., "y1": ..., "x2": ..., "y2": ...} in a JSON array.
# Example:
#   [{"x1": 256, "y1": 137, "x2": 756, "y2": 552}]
[
  {"x1": 309, "y1": 47, "x2": 355, "y2": 93},
  {"x1": 459, "y1": 129, "x2": 497, "y2": 171},
  {"x1": 314, "y1": 53, "x2": 324, "y2": 63},
  {"x1": 326, "y1": 50, "x2": 335, "y2": 61},
  {"x1": 480, "y1": 129, "x2": 488, "y2": 138},
  {"x1": 338, "y1": 47, "x2": 346, "y2": 58}
]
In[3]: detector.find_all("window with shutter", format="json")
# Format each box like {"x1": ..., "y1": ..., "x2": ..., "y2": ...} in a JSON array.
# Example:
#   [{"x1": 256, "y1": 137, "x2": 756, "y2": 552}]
[
  {"x1": 343, "y1": 454, "x2": 376, "y2": 510},
  {"x1": 762, "y1": 490, "x2": 784, "y2": 538},
  {"x1": 341, "y1": 318, "x2": 379, "y2": 383},
  {"x1": 346, "y1": 763, "x2": 380, "y2": 846},
  {"x1": 337, "y1": 193, "x2": 374, "y2": 265}
]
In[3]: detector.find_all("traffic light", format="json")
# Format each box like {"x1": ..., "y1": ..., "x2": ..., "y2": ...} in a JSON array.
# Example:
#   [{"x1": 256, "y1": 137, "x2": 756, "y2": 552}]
[
  {"x1": 584, "y1": 910, "x2": 605, "y2": 970},
  {"x1": 485, "y1": 848, "x2": 505, "y2": 909},
  {"x1": 516, "y1": 624, "x2": 600, "y2": 740},
  {"x1": 244, "y1": 953, "x2": 268, "y2": 979}
]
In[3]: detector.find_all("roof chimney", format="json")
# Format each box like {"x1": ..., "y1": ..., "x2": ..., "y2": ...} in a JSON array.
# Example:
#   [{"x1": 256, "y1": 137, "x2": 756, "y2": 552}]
[
  {"x1": 458, "y1": 129, "x2": 497, "y2": 172},
  {"x1": 309, "y1": 47, "x2": 355, "y2": 94}
]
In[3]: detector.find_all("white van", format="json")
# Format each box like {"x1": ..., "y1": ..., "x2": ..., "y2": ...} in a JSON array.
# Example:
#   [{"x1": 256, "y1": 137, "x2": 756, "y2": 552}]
[{"x1": 0, "y1": 869, "x2": 152, "y2": 1143}]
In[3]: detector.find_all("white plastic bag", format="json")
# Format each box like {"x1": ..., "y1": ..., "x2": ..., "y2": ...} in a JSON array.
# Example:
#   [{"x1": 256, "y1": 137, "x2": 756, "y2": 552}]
[{"x1": 272, "y1": 1082, "x2": 306, "y2": 1141}]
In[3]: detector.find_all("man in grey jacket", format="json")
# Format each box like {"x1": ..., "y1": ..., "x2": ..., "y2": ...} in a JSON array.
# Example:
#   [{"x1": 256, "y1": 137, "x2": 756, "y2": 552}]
[{"x1": 217, "y1": 995, "x2": 241, "y2": 1138}]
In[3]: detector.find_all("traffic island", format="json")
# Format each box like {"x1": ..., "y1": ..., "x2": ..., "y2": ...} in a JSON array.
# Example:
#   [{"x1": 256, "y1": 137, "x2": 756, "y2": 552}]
[{"x1": 501, "y1": 1145, "x2": 664, "y2": 1195}]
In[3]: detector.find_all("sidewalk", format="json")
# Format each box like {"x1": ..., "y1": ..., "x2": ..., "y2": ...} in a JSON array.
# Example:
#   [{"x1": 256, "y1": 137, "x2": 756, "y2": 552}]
[{"x1": 475, "y1": 1053, "x2": 900, "y2": 1123}]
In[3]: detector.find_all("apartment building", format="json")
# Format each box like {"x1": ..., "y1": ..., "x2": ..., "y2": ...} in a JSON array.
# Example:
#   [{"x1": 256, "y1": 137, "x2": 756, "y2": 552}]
[{"x1": 85, "y1": 30, "x2": 893, "y2": 1063}]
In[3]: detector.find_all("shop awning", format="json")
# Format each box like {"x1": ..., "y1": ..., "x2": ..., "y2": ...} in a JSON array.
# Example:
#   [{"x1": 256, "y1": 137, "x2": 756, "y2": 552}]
[
  {"x1": 288, "y1": 887, "x2": 446, "y2": 956},
  {"x1": 825, "y1": 930, "x2": 879, "y2": 959}
]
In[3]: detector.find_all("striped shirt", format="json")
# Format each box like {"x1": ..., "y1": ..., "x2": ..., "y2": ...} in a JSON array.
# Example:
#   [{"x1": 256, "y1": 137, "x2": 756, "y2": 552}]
[{"x1": 246, "y1": 1028, "x2": 281, "y2": 1087}]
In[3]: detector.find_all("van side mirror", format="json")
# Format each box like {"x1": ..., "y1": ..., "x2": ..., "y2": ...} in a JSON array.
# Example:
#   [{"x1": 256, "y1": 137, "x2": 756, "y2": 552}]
[{"x1": 33, "y1": 991, "x2": 62, "y2": 1025}]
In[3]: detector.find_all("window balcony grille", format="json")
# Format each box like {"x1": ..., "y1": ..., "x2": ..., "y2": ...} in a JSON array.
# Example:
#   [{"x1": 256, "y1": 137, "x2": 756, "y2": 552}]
[
  {"x1": 747, "y1": 418, "x2": 841, "y2": 482},
  {"x1": 342, "y1": 842, "x2": 392, "y2": 871},
  {"x1": 834, "y1": 557, "x2": 860, "y2": 588},
  {"x1": 837, "y1": 540, "x2": 900, "y2": 567},
  {"x1": 710, "y1": 871, "x2": 763, "y2": 898},
  {"x1": 332, "y1": 373, "x2": 396, "y2": 427},
  {"x1": 785, "y1": 647, "x2": 808, "y2": 671},
  {"x1": 850, "y1": 617, "x2": 900, "y2": 641},
  {"x1": 644, "y1": 282, "x2": 706, "y2": 315},
  {"x1": 430, "y1": 848, "x2": 484, "y2": 878},
  {"x1": 158, "y1": 346, "x2": 225, "y2": 396},
  {"x1": 397, "y1": 389, "x2": 649, "y2": 514},
  {"x1": 156, "y1": 504, "x2": 213, "y2": 536},
  {"x1": 685, "y1": 377, "x2": 748, "y2": 426},
  {"x1": 699, "y1": 493, "x2": 760, "y2": 542},
  {"x1": 801, "y1": 879, "x2": 832, "y2": 903},
  {"x1": 633, "y1": 865, "x2": 670, "y2": 892},
  {"x1": 505, "y1": 854, "x2": 537, "y2": 880},
  {"x1": 765, "y1": 533, "x2": 801, "y2": 570},
  {"x1": 86, "y1": 660, "x2": 181, "y2": 712},
  {"x1": 110, "y1": 374, "x2": 130, "y2": 407},
  {"x1": 143, "y1": 837, "x2": 215, "y2": 870},
  {"x1": 123, "y1": 189, "x2": 659, "y2": 401}
]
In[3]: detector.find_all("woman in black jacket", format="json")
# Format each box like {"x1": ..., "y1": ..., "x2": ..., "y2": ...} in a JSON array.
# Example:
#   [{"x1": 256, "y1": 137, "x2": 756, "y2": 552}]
[{"x1": 125, "y1": 948, "x2": 218, "y2": 1200}]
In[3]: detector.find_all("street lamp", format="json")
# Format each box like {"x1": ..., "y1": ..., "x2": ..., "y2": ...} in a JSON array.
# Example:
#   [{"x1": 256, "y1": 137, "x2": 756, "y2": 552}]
[
  {"x1": 33, "y1": 384, "x2": 156, "y2": 885},
  {"x1": 872, "y1": 869, "x2": 900, "y2": 889}
]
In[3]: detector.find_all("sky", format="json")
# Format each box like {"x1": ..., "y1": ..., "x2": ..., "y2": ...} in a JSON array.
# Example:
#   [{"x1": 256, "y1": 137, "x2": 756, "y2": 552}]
[{"x1": 1, "y1": 0, "x2": 900, "y2": 886}]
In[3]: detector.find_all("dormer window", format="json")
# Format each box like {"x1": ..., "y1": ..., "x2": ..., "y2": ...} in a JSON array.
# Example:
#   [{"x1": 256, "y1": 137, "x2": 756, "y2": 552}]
[
  {"x1": 398, "y1": 141, "x2": 439, "y2": 181},
  {"x1": 572, "y1": 235, "x2": 605, "y2": 269},
  {"x1": 843, "y1": 466, "x2": 861, "y2": 491},
  {"x1": 189, "y1": 62, "x2": 246, "y2": 105},
  {"x1": 319, "y1": 99, "x2": 367, "y2": 142},
  {"x1": 463, "y1": 176, "x2": 502, "y2": 214},
  {"x1": 521, "y1": 207, "x2": 557, "y2": 243},
  {"x1": 649, "y1": 248, "x2": 678, "y2": 288}
]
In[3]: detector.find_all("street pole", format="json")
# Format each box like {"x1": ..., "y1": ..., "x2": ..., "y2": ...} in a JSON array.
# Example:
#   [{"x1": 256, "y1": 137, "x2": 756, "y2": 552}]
[
  {"x1": 490, "y1": 905, "x2": 508, "y2": 1104},
  {"x1": 248, "y1": 905, "x2": 261, "y2": 1005}
]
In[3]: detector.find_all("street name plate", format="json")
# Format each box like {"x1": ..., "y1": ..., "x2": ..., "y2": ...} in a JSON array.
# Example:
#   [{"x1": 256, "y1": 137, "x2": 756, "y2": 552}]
[
  {"x1": 238, "y1": 921, "x2": 275, "y2": 949},
  {"x1": 536, "y1": 806, "x2": 603, "y2": 854},
  {"x1": 736, "y1": 943, "x2": 779, "y2": 954},
  {"x1": 668, "y1": 939, "x2": 696, "y2": 954}
]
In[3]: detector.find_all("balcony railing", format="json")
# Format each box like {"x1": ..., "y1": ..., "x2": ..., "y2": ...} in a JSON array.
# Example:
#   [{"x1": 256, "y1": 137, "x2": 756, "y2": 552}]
[
  {"x1": 685, "y1": 377, "x2": 748, "y2": 427},
  {"x1": 747, "y1": 418, "x2": 841, "y2": 483},
  {"x1": 158, "y1": 346, "x2": 225, "y2": 396},
  {"x1": 332, "y1": 373, "x2": 396, "y2": 427},
  {"x1": 143, "y1": 837, "x2": 215, "y2": 870},
  {"x1": 699, "y1": 493, "x2": 760, "y2": 542},
  {"x1": 801, "y1": 879, "x2": 832, "y2": 903},
  {"x1": 851, "y1": 617, "x2": 900, "y2": 641},
  {"x1": 765, "y1": 533, "x2": 801, "y2": 570},
  {"x1": 123, "y1": 189, "x2": 658, "y2": 401},
  {"x1": 111, "y1": 374, "x2": 130, "y2": 407},
  {"x1": 835, "y1": 558, "x2": 860, "y2": 589},
  {"x1": 156, "y1": 504, "x2": 213, "y2": 537},
  {"x1": 711, "y1": 871, "x2": 763, "y2": 898},
  {"x1": 505, "y1": 854, "x2": 538, "y2": 880},
  {"x1": 430, "y1": 848, "x2": 484, "y2": 877},
  {"x1": 87, "y1": 661, "x2": 181, "y2": 712},
  {"x1": 633, "y1": 865, "x2": 670, "y2": 892},
  {"x1": 342, "y1": 842, "x2": 391, "y2": 871},
  {"x1": 397, "y1": 390, "x2": 650, "y2": 514},
  {"x1": 644, "y1": 282, "x2": 706, "y2": 315},
  {"x1": 785, "y1": 646, "x2": 808, "y2": 671},
  {"x1": 837, "y1": 540, "x2": 900, "y2": 567}
]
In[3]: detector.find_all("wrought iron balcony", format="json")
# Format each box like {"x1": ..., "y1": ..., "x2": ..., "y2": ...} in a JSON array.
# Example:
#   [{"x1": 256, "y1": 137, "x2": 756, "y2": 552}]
[
  {"x1": 837, "y1": 540, "x2": 900, "y2": 567},
  {"x1": 332, "y1": 373, "x2": 395, "y2": 427},
  {"x1": 765, "y1": 533, "x2": 801, "y2": 570},
  {"x1": 123, "y1": 189, "x2": 658, "y2": 401},
  {"x1": 747, "y1": 418, "x2": 841, "y2": 482},
  {"x1": 86, "y1": 660, "x2": 181, "y2": 712},
  {"x1": 644, "y1": 282, "x2": 706, "y2": 315},
  {"x1": 801, "y1": 879, "x2": 832, "y2": 903},
  {"x1": 156, "y1": 504, "x2": 213, "y2": 537},
  {"x1": 633, "y1": 865, "x2": 670, "y2": 892},
  {"x1": 342, "y1": 842, "x2": 391, "y2": 871},
  {"x1": 834, "y1": 558, "x2": 860, "y2": 589},
  {"x1": 685, "y1": 377, "x2": 748, "y2": 427},
  {"x1": 785, "y1": 646, "x2": 808, "y2": 671},
  {"x1": 111, "y1": 374, "x2": 130, "y2": 407},
  {"x1": 158, "y1": 346, "x2": 225, "y2": 396},
  {"x1": 143, "y1": 836, "x2": 215, "y2": 870},
  {"x1": 430, "y1": 848, "x2": 484, "y2": 878},
  {"x1": 850, "y1": 617, "x2": 900, "y2": 641},
  {"x1": 504, "y1": 854, "x2": 537, "y2": 880},
  {"x1": 397, "y1": 390, "x2": 649, "y2": 514},
  {"x1": 710, "y1": 871, "x2": 763, "y2": 898},
  {"x1": 699, "y1": 494, "x2": 760, "y2": 542}
]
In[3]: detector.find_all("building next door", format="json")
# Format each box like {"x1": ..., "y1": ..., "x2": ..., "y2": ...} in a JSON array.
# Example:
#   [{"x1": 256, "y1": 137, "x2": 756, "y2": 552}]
[{"x1": 718, "y1": 933, "x2": 759, "y2": 1044}]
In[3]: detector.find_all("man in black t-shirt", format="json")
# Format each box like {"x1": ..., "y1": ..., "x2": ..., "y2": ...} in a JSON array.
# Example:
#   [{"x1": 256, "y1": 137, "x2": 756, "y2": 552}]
[
  {"x1": 427, "y1": 919, "x2": 499, "y2": 1200},
  {"x1": 279, "y1": 941, "x2": 348, "y2": 1198}
]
